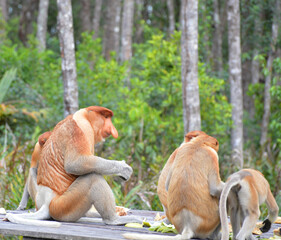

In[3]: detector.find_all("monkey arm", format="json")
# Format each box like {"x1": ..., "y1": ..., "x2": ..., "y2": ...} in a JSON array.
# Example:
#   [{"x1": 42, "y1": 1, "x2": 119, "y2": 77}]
[
  {"x1": 64, "y1": 155, "x2": 133, "y2": 180},
  {"x1": 165, "y1": 169, "x2": 173, "y2": 191},
  {"x1": 208, "y1": 172, "x2": 224, "y2": 198}
]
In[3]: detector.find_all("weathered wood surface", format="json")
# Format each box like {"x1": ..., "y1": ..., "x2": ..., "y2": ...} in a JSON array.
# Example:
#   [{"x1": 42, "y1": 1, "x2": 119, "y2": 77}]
[{"x1": 0, "y1": 209, "x2": 280, "y2": 239}]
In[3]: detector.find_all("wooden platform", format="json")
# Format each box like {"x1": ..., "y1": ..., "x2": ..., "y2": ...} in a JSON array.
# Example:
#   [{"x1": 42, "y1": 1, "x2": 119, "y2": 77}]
[{"x1": 0, "y1": 209, "x2": 280, "y2": 239}]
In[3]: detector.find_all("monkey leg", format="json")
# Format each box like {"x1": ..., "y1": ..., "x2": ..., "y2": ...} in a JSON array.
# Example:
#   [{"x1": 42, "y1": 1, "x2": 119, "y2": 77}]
[
  {"x1": 235, "y1": 213, "x2": 259, "y2": 240},
  {"x1": 209, "y1": 223, "x2": 221, "y2": 240},
  {"x1": 17, "y1": 181, "x2": 30, "y2": 210},
  {"x1": 230, "y1": 205, "x2": 242, "y2": 239},
  {"x1": 49, "y1": 173, "x2": 142, "y2": 225}
]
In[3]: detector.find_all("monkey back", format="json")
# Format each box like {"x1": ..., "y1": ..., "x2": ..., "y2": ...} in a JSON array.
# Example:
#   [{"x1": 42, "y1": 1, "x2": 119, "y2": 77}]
[{"x1": 37, "y1": 119, "x2": 78, "y2": 195}]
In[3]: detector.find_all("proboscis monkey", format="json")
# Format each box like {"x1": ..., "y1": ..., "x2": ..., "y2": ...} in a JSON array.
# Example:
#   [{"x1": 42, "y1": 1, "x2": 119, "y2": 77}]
[
  {"x1": 219, "y1": 169, "x2": 279, "y2": 240},
  {"x1": 157, "y1": 130, "x2": 207, "y2": 215},
  {"x1": 17, "y1": 131, "x2": 52, "y2": 210},
  {"x1": 17, "y1": 116, "x2": 73, "y2": 210},
  {"x1": 124, "y1": 133, "x2": 224, "y2": 240},
  {"x1": 7, "y1": 106, "x2": 141, "y2": 227}
]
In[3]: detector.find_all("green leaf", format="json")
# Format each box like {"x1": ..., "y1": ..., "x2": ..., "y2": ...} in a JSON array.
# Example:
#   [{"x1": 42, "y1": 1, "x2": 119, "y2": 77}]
[{"x1": 0, "y1": 68, "x2": 17, "y2": 103}]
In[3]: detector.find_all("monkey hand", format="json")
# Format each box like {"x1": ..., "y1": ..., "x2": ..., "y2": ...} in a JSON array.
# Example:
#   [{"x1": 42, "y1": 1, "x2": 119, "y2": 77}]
[
  {"x1": 260, "y1": 219, "x2": 272, "y2": 233},
  {"x1": 117, "y1": 161, "x2": 133, "y2": 181}
]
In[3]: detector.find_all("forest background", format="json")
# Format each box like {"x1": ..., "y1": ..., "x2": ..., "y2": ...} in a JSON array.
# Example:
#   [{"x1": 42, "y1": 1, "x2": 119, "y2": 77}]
[{"x1": 0, "y1": 0, "x2": 281, "y2": 218}]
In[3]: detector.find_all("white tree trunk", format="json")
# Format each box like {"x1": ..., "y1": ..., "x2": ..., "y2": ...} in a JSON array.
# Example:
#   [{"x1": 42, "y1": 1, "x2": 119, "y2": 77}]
[
  {"x1": 228, "y1": 0, "x2": 243, "y2": 168},
  {"x1": 120, "y1": 0, "x2": 134, "y2": 62},
  {"x1": 103, "y1": 0, "x2": 122, "y2": 60},
  {"x1": 36, "y1": 0, "x2": 49, "y2": 51},
  {"x1": 167, "y1": 0, "x2": 175, "y2": 36},
  {"x1": 260, "y1": 0, "x2": 281, "y2": 147},
  {"x1": 92, "y1": 0, "x2": 102, "y2": 39},
  {"x1": 57, "y1": 0, "x2": 79, "y2": 117},
  {"x1": 0, "y1": 0, "x2": 8, "y2": 21},
  {"x1": 181, "y1": 0, "x2": 201, "y2": 134}
]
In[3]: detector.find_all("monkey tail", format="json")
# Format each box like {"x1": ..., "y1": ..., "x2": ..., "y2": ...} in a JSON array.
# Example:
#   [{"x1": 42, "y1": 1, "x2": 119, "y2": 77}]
[
  {"x1": 219, "y1": 176, "x2": 240, "y2": 240},
  {"x1": 5, "y1": 205, "x2": 61, "y2": 228},
  {"x1": 123, "y1": 233, "x2": 181, "y2": 240}
]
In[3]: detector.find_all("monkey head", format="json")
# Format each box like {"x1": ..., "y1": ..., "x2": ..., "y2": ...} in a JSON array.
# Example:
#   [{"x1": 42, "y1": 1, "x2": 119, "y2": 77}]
[
  {"x1": 86, "y1": 106, "x2": 118, "y2": 142},
  {"x1": 201, "y1": 135, "x2": 219, "y2": 152},
  {"x1": 184, "y1": 130, "x2": 207, "y2": 142}
]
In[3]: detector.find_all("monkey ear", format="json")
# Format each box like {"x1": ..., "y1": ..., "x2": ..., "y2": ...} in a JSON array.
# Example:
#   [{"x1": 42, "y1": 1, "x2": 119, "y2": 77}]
[{"x1": 38, "y1": 131, "x2": 51, "y2": 146}]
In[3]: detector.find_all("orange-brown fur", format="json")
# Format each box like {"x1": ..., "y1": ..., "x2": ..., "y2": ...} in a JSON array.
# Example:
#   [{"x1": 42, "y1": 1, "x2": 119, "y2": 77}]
[
  {"x1": 220, "y1": 169, "x2": 279, "y2": 240},
  {"x1": 166, "y1": 134, "x2": 222, "y2": 237},
  {"x1": 157, "y1": 131, "x2": 207, "y2": 211},
  {"x1": 37, "y1": 108, "x2": 114, "y2": 195},
  {"x1": 30, "y1": 131, "x2": 52, "y2": 168},
  {"x1": 12, "y1": 106, "x2": 139, "y2": 226}
]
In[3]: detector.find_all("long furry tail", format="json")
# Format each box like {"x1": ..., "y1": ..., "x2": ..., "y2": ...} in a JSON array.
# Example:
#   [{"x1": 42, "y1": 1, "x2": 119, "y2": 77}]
[
  {"x1": 6, "y1": 205, "x2": 61, "y2": 228},
  {"x1": 6, "y1": 213, "x2": 61, "y2": 227},
  {"x1": 219, "y1": 176, "x2": 240, "y2": 240}
]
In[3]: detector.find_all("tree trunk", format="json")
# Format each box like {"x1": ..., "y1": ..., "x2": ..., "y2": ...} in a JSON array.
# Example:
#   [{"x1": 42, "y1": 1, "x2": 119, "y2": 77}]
[
  {"x1": 0, "y1": 0, "x2": 8, "y2": 21},
  {"x1": 167, "y1": 0, "x2": 175, "y2": 36},
  {"x1": 57, "y1": 0, "x2": 79, "y2": 117},
  {"x1": 181, "y1": 0, "x2": 201, "y2": 134},
  {"x1": 260, "y1": 0, "x2": 281, "y2": 147},
  {"x1": 134, "y1": 0, "x2": 144, "y2": 43},
  {"x1": 36, "y1": 0, "x2": 49, "y2": 51},
  {"x1": 212, "y1": 0, "x2": 223, "y2": 75},
  {"x1": 92, "y1": 0, "x2": 102, "y2": 39},
  {"x1": 228, "y1": 0, "x2": 243, "y2": 168},
  {"x1": 120, "y1": 0, "x2": 134, "y2": 62},
  {"x1": 19, "y1": 0, "x2": 38, "y2": 46},
  {"x1": 103, "y1": 0, "x2": 122, "y2": 61},
  {"x1": 250, "y1": 1, "x2": 263, "y2": 119},
  {"x1": 199, "y1": 2, "x2": 211, "y2": 67},
  {"x1": 80, "y1": 0, "x2": 92, "y2": 33}
]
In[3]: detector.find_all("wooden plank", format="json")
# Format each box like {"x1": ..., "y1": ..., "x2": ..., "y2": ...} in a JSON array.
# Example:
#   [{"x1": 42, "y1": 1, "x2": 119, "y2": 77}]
[
  {"x1": 0, "y1": 210, "x2": 280, "y2": 239},
  {"x1": 0, "y1": 210, "x2": 172, "y2": 240}
]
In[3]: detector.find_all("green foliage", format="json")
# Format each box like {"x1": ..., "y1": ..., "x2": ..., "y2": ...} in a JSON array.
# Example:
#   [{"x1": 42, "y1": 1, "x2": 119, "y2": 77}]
[
  {"x1": 75, "y1": 31, "x2": 231, "y2": 210},
  {"x1": 0, "y1": 30, "x2": 232, "y2": 211},
  {"x1": 0, "y1": 68, "x2": 17, "y2": 103}
]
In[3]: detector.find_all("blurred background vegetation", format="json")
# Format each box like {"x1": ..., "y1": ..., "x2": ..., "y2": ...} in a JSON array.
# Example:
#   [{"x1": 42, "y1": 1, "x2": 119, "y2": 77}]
[{"x1": 0, "y1": 0, "x2": 280, "y2": 218}]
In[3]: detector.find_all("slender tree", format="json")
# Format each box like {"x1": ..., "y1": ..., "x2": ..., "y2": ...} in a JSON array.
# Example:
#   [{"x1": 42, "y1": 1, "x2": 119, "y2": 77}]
[
  {"x1": 80, "y1": 0, "x2": 92, "y2": 33},
  {"x1": 103, "y1": 0, "x2": 122, "y2": 60},
  {"x1": 92, "y1": 0, "x2": 102, "y2": 39},
  {"x1": 19, "y1": 0, "x2": 38, "y2": 45},
  {"x1": 134, "y1": 0, "x2": 144, "y2": 43},
  {"x1": 249, "y1": 0, "x2": 263, "y2": 120},
  {"x1": 120, "y1": 0, "x2": 134, "y2": 62},
  {"x1": 57, "y1": 0, "x2": 79, "y2": 117},
  {"x1": 228, "y1": 0, "x2": 243, "y2": 168},
  {"x1": 212, "y1": 0, "x2": 223, "y2": 75},
  {"x1": 36, "y1": 0, "x2": 49, "y2": 51},
  {"x1": 0, "y1": 0, "x2": 7, "y2": 42},
  {"x1": 260, "y1": 0, "x2": 281, "y2": 147},
  {"x1": 0, "y1": 0, "x2": 7, "y2": 21},
  {"x1": 181, "y1": 0, "x2": 201, "y2": 134},
  {"x1": 167, "y1": 0, "x2": 175, "y2": 36}
]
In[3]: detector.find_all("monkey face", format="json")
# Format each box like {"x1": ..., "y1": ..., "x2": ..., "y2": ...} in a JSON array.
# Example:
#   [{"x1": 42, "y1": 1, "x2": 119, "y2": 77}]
[{"x1": 86, "y1": 106, "x2": 118, "y2": 142}]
